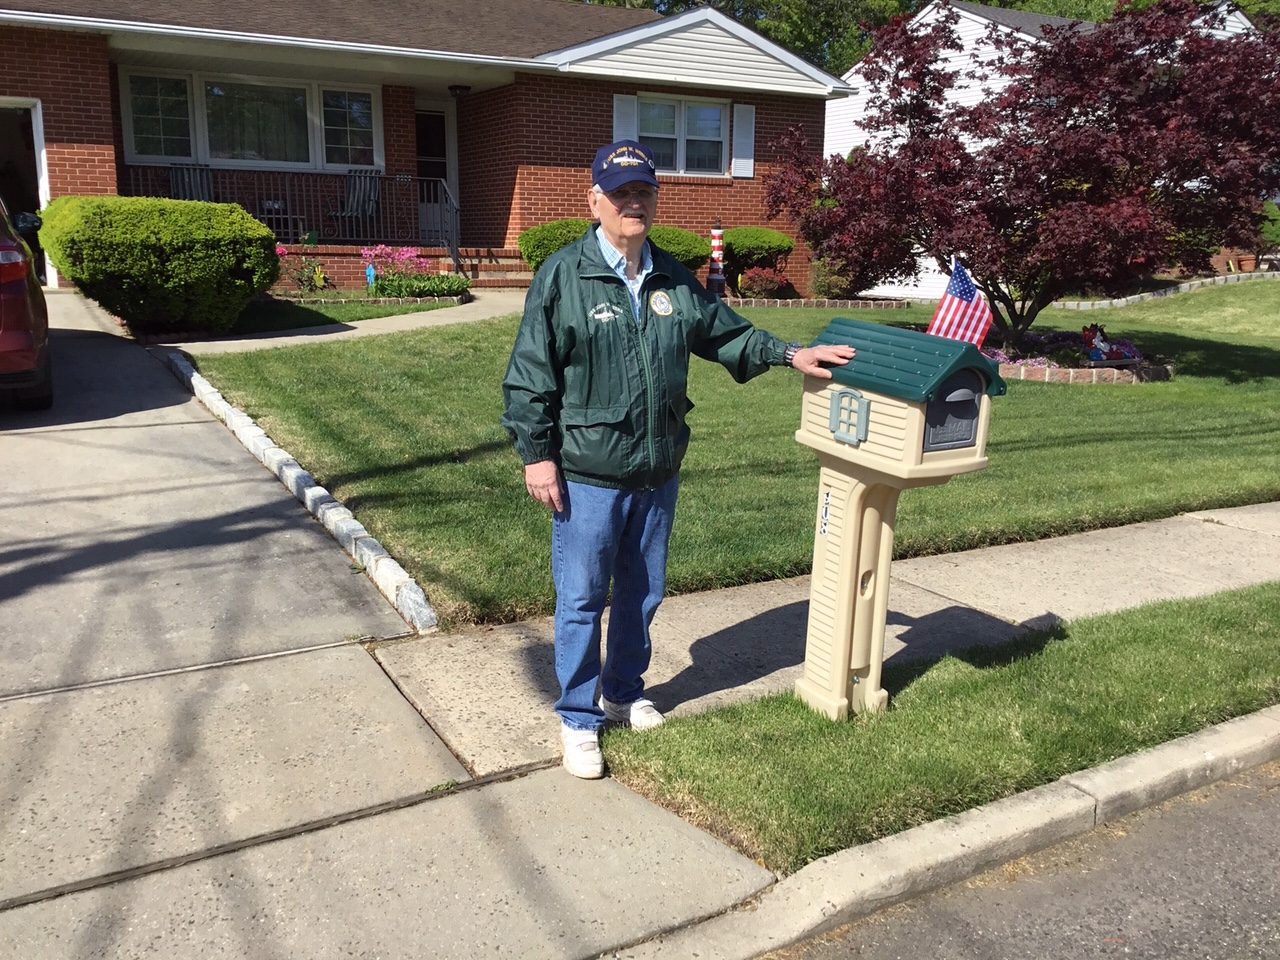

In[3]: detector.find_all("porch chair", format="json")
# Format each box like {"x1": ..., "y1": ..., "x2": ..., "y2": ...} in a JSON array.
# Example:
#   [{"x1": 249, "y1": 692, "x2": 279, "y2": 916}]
[
  {"x1": 324, "y1": 169, "x2": 382, "y2": 239},
  {"x1": 169, "y1": 163, "x2": 215, "y2": 202}
]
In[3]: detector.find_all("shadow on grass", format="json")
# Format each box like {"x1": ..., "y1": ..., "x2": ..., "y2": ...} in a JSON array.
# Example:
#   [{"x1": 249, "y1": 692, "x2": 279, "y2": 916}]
[
  {"x1": 1123, "y1": 330, "x2": 1280, "y2": 384},
  {"x1": 320, "y1": 438, "x2": 511, "y2": 491},
  {"x1": 231, "y1": 298, "x2": 357, "y2": 335},
  {"x1": 881, "y1": 618, "x2": 1069, "y2": 700}
]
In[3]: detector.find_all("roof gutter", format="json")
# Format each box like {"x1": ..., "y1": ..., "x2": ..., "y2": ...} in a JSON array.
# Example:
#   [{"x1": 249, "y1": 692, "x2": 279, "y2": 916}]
[{"x1": 0, "y1": 9, "x2": 553, "y2": 69}]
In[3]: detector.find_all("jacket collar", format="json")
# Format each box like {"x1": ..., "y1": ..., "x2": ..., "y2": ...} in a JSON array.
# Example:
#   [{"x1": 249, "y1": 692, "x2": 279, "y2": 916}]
[{"x1": 576, "y1": 225, "x2": 672, "y2": 282}]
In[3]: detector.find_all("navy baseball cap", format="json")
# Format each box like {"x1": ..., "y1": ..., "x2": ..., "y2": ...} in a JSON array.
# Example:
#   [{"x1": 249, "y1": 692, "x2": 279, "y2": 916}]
[{"x1": 592, "y1": 140, "x2": 659, "y2": 193}]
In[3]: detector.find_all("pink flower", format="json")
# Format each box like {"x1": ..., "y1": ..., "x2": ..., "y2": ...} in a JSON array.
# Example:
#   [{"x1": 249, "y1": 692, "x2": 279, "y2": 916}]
[{"x1": 275, "y1": 245, "x2": 289, "y2": 258}]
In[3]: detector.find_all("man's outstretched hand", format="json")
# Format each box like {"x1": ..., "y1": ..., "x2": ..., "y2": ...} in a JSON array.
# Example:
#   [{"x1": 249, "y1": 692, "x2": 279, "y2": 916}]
[
  {"x1": 791, "y1": 344, "x2": 856, "y2": 378},
  {"x1": 524, "y1": 459, "x2": 564, "y2": 513}
]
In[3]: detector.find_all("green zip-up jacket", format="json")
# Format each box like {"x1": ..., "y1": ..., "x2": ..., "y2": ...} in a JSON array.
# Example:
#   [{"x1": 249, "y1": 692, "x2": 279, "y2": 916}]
[{"x1": 501, "y1": 228, "x2": 789, "y2": 490}]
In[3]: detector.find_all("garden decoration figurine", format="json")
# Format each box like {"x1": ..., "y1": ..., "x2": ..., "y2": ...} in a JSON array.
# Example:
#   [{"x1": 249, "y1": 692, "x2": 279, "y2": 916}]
[
  {"x1": 366, "y1": 263, "x2": 376, "y2": 288},
  {"x1": 1083, "y1": 324, "x2": 1138, "y2": 363}
]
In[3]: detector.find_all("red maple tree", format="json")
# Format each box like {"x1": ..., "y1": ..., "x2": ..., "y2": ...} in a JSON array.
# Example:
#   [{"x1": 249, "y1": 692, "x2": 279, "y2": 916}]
[{"x1": 768, "y1": 0, "x2": 1280, "y2": 343}]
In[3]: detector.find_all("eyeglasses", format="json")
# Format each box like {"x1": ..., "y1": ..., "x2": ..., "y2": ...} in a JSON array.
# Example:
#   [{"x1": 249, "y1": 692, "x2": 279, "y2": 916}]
[{"x1": 599, "y1": 185, "x2": 657, "y2": 205}]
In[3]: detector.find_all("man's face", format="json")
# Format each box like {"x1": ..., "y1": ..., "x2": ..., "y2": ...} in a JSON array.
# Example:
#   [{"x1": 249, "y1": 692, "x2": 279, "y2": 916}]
[{"x1": 588, "y1": 183, "x2": 658, "y2": 248}]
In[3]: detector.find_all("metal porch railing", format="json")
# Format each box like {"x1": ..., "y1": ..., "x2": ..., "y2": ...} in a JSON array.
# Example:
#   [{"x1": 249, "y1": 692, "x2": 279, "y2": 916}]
[{"x1": 124, "y1": 165, "x2": 463, "y2": 271}]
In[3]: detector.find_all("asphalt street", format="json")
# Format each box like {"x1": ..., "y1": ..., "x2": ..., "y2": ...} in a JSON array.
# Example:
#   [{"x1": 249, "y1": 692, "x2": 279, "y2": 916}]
[{"x1": 767, "y1": 761, "x2": 1280, "y2": 960}]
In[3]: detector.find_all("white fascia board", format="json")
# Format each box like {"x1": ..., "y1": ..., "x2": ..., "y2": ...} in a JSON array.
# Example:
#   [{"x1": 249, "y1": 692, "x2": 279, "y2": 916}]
[
  {"x1": 540, "y1": 7, "x2": 852, "y2": 96},
  {"x1": 556, "y1": 62, "x2": 846, "y2": 98},
  {"x1": 0, "y1": 9, "x2": 551, "y2": 69}
]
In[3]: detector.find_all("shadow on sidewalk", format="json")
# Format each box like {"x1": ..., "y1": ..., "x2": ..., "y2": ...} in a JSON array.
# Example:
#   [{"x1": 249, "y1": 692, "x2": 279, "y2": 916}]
[{"x1": 642, "y1": 599, "x2": 1057, "y2": 715}]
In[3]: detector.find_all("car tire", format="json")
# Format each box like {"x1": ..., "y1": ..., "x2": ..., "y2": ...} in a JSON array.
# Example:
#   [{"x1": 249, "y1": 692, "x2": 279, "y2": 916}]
[{"x1": 15, "y1": 352, "x2": 53, "y2": 411}]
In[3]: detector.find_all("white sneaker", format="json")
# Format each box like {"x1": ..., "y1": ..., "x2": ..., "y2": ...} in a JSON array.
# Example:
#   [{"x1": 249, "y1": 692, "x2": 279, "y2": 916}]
[
  {"x1": 599, "y1": 696, "x2": 665, "y2": 731},
  {"x1": 560, "y1": 724, "x2": 604, "y2": 779}
]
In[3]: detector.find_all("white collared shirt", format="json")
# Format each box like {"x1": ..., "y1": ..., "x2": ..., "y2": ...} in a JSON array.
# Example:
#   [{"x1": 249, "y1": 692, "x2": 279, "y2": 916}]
[{"x1": 595, "y1": 226, "x2": 652, "y2": 323}]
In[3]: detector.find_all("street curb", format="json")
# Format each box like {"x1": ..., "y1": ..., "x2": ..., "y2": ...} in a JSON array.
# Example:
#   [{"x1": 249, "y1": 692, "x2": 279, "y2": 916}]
[
  {"x1": 607, "y1": 704, "x2": 1280, "y2": 959},
  {"x1": 154, "y1": 348, "x2": 439, "y2": 634}
]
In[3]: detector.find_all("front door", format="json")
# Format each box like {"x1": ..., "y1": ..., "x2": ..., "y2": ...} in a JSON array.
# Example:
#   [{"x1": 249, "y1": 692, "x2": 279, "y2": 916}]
[
  {"x1": 0, "y1": 107, "x2": 43, "y2": 279},
  {"x1": 416, "y1": 111, "x2": 448, "y2": 244}
]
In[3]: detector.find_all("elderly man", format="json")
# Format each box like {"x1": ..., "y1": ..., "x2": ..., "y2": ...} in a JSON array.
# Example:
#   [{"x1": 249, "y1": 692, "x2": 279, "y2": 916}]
[{"x1": 501, "y1": 139, "x2": 854, "y2": 779}]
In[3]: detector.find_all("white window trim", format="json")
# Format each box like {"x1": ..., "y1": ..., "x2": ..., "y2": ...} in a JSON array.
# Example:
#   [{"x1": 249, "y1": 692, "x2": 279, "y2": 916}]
[
  {"x1": 637, "y1": 93, "x2": 730, "y2": 177},
  {"x1": 119, "y1": 68, "x2": 384, "y2": 172}
]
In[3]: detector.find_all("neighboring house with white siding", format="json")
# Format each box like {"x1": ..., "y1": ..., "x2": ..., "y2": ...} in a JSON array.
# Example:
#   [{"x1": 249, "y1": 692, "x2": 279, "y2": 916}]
[{"x1": 824, "y1": 0, "x2": 1255, "y2": 298}]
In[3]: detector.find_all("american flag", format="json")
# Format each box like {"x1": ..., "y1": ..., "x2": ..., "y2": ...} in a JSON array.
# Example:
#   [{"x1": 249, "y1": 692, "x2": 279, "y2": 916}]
[{"x1": 927, "y1": 260, "x2": 993, "y2": 347}]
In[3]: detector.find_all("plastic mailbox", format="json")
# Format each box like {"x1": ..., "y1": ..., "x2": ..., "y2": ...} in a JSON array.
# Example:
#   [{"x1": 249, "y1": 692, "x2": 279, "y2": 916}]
[{"x1": 793, "y1": 318, "x2": 1006, "y2": 720}]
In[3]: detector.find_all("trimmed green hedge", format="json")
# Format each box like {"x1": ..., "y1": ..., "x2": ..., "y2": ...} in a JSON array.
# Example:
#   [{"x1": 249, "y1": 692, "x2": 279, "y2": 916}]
[
  {"x1": 723, "y1": 226, "x2": 794, "y2": 294},
  {"x1": 41, "y1": 195, "x2": 279, "y2": 334},
  {"x1": 723, "y1": 226, "x2": 793, "y2": 274},
  {"x1": 518, "y1": 219, "x2": 591, "y2": 273},
  {"x1": 650, "y1": 225, "x2": 712, "y2": 271},
  {"x1": 517, "y1": 219, "x2": 712, "y2": 274}
]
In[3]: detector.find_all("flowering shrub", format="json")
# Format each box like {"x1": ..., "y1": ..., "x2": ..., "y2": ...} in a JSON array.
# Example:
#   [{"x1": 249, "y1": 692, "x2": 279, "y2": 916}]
[
  {"x1": 362, "y1": 245, "x2": 433, "y2": 279},
  {"x1": 359, "y1": 244, "x2": 468, "y2": 297},
  {"x1": 737, "y1": 266, "x2": 793, "y2": 298}
]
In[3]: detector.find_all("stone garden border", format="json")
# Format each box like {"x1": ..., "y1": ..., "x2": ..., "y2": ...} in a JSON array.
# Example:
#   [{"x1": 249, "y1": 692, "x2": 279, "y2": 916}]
[
  {"x1": 727, "y1": 269, "x2": 1277, "y2": 312},
  {"x1": 1049, "y1": 270, "x2": 1278, "y2": 311},
  {"x1": 997, "y1": 362, "x2": 1175, "y2": 385}
]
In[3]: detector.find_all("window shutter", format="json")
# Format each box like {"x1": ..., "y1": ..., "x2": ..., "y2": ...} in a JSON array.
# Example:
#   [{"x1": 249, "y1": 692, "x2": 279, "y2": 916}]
[
  {"x1": 731, "y1": 103, "x2": 755, "y2": 178},
  {"x1": 613, "y1": 95, "x2": 638, "y2": 141}
]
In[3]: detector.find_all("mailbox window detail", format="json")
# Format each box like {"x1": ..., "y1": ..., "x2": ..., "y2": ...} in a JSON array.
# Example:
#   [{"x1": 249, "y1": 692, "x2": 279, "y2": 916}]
[{"x1": 829, "y1": 389, "x2": 870, "y2": 447}]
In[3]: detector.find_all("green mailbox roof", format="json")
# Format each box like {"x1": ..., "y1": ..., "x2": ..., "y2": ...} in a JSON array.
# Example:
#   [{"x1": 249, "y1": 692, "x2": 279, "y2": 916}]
[{"x1": 810, "y1": 318, "x2": 1007, "y2": 404}]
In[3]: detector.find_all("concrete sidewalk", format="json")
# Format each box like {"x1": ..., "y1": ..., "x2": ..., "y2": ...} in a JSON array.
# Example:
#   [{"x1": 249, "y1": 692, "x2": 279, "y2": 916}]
[{"x1": 1, "y1": 291, "x2": 1277, "y2": 959}]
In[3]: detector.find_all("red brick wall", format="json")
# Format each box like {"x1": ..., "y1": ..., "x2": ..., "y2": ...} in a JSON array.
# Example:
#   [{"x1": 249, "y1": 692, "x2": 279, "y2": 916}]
[
  {"x1": 1211, "y1": 248, "x2": 1258, "y2": 274},
  {"x1": 382, "y1": 85, "x2": 416, "y2": 177},
  {"x1": 0, "y1": 26, "x2": 116, "y2": 198},
  {"x1": 456, "y1": 84, "x2": 522, "y2": 251},
  {"x1": 455, "y1": 72, "x2": 824, "y2": 292}
]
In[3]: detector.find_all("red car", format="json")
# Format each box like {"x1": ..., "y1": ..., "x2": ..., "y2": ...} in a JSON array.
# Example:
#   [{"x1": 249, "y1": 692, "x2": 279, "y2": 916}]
[{"x1": 0, "y1": 195, "x2": 50, "y2": 410}]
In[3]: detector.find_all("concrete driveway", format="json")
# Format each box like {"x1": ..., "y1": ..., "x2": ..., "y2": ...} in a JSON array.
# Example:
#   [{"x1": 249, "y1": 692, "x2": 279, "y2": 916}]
[{"x1": 0, "y1": 291, "x2": 410, "y2": 696}]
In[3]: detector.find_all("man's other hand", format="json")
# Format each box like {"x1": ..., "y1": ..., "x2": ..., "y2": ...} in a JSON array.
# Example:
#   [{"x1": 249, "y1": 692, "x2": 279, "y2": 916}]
[
  {"x1": 792, "y1": 344, "x2": 856, "y2": 379},
  {"x1": 524, "y1": 460, "x2": 564, "y2": 513}
]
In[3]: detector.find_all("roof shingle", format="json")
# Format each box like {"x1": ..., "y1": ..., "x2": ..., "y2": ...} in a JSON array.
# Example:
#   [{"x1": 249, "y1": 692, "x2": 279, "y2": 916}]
[
  {"x1": 0, "y1": 0, "x2": 661, "y2": 59},
  {"x1": 950, "y1": 0, "x2": 1092, "y2": 38}
]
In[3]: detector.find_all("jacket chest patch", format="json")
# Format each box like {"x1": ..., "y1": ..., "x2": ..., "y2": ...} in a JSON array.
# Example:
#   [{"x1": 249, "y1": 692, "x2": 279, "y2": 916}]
[
  {"x1": 588, "y1": 302, "x2": 622, "y2": 325},
  {"x1": 648, "y1": 290, "x2": 674, "y2": 317}
]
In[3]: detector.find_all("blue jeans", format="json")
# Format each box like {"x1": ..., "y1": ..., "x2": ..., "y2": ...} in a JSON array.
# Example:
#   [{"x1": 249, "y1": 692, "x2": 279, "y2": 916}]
[{"x1": 552, "y1": 476, "x2": 679, "y2": 731}]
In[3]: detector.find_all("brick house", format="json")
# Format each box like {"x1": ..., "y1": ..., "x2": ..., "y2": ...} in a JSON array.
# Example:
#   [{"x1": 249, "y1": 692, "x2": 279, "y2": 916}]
[{"x1": 0, "y1": 0, "x2": 849, "y2": 290}]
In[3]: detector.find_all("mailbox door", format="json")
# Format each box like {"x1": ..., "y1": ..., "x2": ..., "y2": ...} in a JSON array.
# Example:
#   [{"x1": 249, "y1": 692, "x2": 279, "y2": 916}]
[{"x1": 923, "y1": 369, "x2": 984, "y2": 452}]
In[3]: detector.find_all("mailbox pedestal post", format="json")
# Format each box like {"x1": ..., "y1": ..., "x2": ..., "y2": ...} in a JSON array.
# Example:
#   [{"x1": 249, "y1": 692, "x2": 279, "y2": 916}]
[{"x1": 793, "y1": 319, "x2": 1007, "y2": 720}]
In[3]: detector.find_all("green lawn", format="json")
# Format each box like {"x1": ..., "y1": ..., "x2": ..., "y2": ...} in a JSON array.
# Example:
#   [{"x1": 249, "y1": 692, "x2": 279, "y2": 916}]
[
  {"x1": 195, "y1": 281, "x2": 1280, "y2": 626},
  {"x1": 231, "y1": 296, "x2": 448, "y2": 335},
  {"x1": 605, "y1": 582, "x2": 1280, "y2": 874}
]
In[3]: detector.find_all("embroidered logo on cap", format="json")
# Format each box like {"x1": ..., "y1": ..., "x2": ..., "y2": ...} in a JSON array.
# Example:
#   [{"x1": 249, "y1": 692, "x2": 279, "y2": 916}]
[{"x1": 603, "y1": 146, "x2": 654, "y2": 173}]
